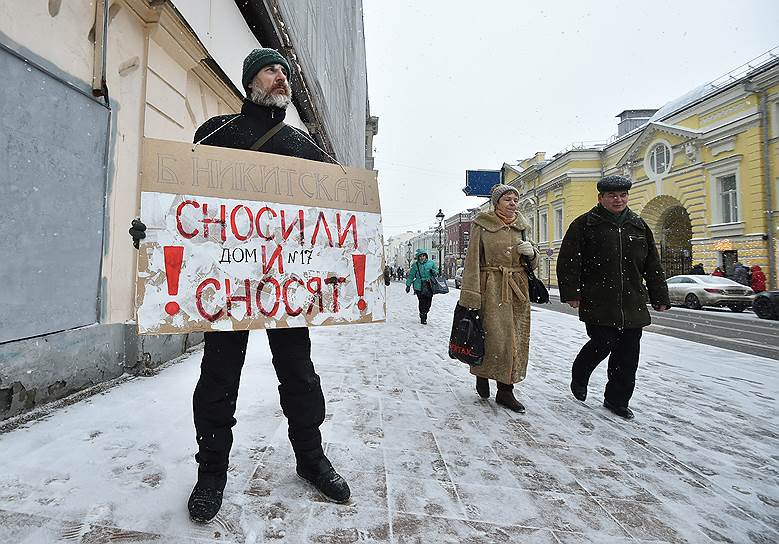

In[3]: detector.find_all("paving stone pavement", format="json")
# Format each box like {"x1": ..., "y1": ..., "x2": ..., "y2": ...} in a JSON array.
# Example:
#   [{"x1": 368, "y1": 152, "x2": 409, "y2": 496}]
[{"x1": 0, "y1": 283, "x2": 776, "y2": 543}]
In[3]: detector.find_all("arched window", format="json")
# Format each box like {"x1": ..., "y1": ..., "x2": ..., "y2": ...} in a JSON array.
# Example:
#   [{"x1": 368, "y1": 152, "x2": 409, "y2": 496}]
[{"x1": 648, "y1": 143, "x2": 672, "y2": 175}]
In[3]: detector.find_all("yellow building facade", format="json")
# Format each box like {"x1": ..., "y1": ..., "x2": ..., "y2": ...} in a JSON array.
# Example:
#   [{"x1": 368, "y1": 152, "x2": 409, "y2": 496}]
[{"x1": 514, "y1": 58, "x2": 779, "y2": 289}]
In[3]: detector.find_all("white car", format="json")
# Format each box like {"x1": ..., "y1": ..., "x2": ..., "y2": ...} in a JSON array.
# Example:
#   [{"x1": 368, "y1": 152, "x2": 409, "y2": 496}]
[{"x1": 666, "y1": 275, "x2": 754, "y2": 312}]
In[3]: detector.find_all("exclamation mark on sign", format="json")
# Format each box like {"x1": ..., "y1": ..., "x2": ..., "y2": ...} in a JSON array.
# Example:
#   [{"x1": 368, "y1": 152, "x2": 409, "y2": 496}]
[
  {"x1": 351, "y1": 254, "x2": 367, "y2": 311},
  {"x1": 164, "y1": 245, "x2": 184, "y2": 316}
]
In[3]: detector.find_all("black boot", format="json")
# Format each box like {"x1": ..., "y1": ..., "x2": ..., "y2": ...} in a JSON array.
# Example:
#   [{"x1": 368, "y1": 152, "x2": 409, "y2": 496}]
[
  {"x1": 603, "y1": 399, "x2": 634, "y2": 419},
  {"x1": 475, "y1": 376, "x2": 490, "y2": 399},
  {"x1": 495, "y1": 382, "x2": 525, "y2": 413},
  {"x1": 570, "y1": 380, "x2": 587, "y2": 402},
  {"x1": 297, "y1": 458, "x2": 351, "y2": 503},
  {"x1": 187, "y1": 476, "x2": 225, "y2": 523}
]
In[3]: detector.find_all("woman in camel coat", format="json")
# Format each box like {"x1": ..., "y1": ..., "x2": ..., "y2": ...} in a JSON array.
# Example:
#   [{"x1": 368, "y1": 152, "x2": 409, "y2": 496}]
[{"x1": 458, "y1": 184, "x2": 539, "y2": 412}]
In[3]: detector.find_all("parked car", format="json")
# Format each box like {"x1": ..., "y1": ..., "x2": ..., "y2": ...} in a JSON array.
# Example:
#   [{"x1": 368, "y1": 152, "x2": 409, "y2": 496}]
[
  {"x1": 752, "y1": 290, "x2": 779, "y2": 320},
  {"x1": 454, "y1": 267, "x2": 464, "y2": 289},
  {"x1": 666, "y1": 275, "x2": 754, "y2": 312}
]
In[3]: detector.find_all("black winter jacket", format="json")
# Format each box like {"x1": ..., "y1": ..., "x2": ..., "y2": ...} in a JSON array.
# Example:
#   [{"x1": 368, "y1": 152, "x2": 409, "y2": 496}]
[
  {"x1": 193, "y1": 99, "x2": 330, "y2": 162},
  {"x1": 557, "y1": 205, "x2": 670, "y2": 328}
]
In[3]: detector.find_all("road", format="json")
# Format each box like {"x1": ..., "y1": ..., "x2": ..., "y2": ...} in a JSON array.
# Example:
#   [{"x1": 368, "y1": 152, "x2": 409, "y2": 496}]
[{"x1": 533, "y1": 293, "x2": 779, "y2": 360}]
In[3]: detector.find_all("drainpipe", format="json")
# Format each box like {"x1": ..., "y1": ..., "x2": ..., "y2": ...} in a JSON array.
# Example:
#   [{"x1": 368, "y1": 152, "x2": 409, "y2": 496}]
[
  {"x1": 754, "y1": 87, "x2": 776, "y2": 289},
  {"x1": 92, "y1": 0, "x2": 109, "y2": 103}
]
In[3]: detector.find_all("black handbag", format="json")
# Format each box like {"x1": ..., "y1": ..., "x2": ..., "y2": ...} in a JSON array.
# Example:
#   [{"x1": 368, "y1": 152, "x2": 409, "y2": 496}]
[
  {"x1": 430, "y1": 273, "x2": 449, "y2": 295},
  {"x1": 448, "y1": 303, "x2": 485, "y2": 366},
  {"x1": 524, "y1": 262, "x2": 550, "y2": 303},
  {"x1": 521, "y1": 231, "x2": 549, "y2": 304},
  {"x1": 416, "y1": 262, "x2": 449, "y2": 296}
]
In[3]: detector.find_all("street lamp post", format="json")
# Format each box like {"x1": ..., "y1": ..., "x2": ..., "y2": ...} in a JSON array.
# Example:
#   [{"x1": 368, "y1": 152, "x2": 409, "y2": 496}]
[
  {"x1": 436, "y1": 209, "x2": 445, "y2": 275},
  {"x1": 406, "y1": 241, "x2": 412, "y2": 270}
]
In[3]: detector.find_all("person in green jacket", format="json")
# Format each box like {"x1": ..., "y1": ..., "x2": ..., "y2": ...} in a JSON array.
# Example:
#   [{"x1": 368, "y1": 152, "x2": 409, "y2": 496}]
[
  {"x1": 557, "y1": 175, "x2": 670, "y2": 420},
  {"x1": 406, "y1": 249, "x2": 438, "y2": 324}
]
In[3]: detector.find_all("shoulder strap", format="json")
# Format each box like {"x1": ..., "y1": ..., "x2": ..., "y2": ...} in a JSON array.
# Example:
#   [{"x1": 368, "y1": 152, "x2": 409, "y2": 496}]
[{"x1": 250, "y1": 121, "x2": 286, "y2": 151}]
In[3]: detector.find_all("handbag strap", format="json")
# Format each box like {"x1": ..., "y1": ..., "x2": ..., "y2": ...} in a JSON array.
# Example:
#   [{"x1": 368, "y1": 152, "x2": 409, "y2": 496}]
[{"x1": 250, "y1": 121, "x2": 286, "y2": 151}]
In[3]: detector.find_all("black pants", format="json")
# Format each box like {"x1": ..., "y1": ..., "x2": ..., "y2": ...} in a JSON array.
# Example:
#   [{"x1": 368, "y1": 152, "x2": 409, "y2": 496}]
[
  {"x1": 571, "y1": 323, "x2": 643, "y2": 408},
  {"x1": 193, "y1": 328, "x2": 325, "y2": 483},
  {"x1": 415, "y1": 291, "x2": 432, "y2": 317}
]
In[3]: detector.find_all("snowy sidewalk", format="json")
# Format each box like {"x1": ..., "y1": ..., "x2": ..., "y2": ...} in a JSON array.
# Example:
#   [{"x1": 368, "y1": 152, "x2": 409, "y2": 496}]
[{"x1": 1, "y1": 284, "x2": 777, "y2": 543}]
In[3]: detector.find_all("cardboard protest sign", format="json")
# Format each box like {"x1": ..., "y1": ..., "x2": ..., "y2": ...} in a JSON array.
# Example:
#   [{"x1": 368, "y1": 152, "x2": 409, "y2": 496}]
[{"x1": 135, "y1": 137, "x2": 385, "y2": 335}]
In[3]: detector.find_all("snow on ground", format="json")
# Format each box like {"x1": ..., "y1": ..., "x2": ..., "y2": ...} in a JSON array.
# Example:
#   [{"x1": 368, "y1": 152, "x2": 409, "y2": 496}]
[{"x1": 0, "y1": 283, "x2": 777, "y2": 543}]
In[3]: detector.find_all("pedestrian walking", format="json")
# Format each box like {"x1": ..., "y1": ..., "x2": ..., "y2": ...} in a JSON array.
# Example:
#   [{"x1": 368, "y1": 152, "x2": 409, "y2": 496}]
[
  {"x1": 458, "y1": 184, "x2": 539, "y2": 413},
  {"x1": 406, "y1": 249, "x2": 438, "y2": 324},
  {"x1": 130, "y1": 48, "x2": 349, "y2": 523},
  {"x1": 711, "y1": 267, "x2": 725, "y2": 277},
  {"x1": 689, "y1": 263, "x2": 705, "y2": 275},
  {"x1": 751, "y1": 265, "x2": 766, "y2": 293},
  {"x1": 733, "y1": 262, "x2": 751, "y2": 286},
  {"x1": 557, "y1": 175, "x2": 670, "y2": 420}
]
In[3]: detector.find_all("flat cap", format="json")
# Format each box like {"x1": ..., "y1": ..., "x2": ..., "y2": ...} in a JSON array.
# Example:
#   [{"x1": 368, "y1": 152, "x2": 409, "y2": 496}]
[{"x1": 597, "y1": 175, "x2": 632, "y2": 192}]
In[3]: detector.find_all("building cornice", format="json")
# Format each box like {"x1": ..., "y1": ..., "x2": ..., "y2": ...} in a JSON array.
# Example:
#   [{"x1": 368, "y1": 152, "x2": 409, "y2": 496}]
[{"x1": 701, "y1": 112, "x2": 760, "y2": 142}]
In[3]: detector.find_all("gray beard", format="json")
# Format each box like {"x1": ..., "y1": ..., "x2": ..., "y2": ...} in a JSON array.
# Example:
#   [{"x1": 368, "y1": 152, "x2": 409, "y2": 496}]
[{"x1": 250, "y1": 86, "x2": 291, "y2": 109}]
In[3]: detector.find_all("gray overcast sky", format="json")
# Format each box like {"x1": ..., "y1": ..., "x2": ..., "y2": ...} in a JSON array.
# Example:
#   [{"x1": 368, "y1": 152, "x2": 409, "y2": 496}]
[{"x1": 362, "y1": 0, "x2": 777, "y2": 237}]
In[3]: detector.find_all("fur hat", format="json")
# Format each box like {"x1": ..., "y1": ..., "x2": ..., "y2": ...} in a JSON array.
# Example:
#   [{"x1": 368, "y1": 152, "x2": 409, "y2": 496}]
[
  {"x1": 490, "y1": 184, "x2": 520, "y2": 207},
  {"x1": 242, "y1": 48, "x2": 291, "y2": 95},
  {"x1": 597, "y1": 175, "x2": 632, "y2": 193}
]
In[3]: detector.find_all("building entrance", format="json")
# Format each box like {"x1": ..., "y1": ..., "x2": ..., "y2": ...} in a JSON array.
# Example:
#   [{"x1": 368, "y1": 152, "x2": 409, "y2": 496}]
[{"x1": 659, "y1": 206, "x2": 693, "y2": 278}]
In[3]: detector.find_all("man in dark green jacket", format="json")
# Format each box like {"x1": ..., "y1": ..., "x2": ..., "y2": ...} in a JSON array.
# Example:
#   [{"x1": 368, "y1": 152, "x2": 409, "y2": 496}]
[{"x1": 557, "y1": 175, "x2": 670, "y2": 419}]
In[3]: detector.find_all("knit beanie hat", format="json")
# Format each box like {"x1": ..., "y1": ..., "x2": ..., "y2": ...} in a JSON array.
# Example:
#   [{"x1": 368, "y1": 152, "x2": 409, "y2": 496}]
[
  {"x1": 490, "y1": 184, "x2": 520, "y2": 207},
  {"x1": 242, "y1": 48, "x2": 292, "y2": 94}
]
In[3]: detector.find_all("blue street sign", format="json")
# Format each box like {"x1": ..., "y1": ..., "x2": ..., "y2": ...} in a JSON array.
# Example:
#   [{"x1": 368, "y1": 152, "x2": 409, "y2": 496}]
[{"x1": 464, "y1": 170, "x2": 501, "y2": 197}]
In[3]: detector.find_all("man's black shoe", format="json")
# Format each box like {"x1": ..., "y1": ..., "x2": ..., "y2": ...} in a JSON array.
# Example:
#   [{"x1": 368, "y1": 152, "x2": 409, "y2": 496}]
[
  {"x1": 475, "y1": 376, "x2": 490, "y2": 399},
  {"x1": 187, "y1": 483, "x2": 223, "y2": 523},
  {"x1": 603, "y1": 400, "x2": 634, "y2": 420},
  {"x1": 570, "y1": 380, "x2": 587, "y2": 402},
  {"x1": 297, "y1": 465, "x2": 351, "y2": 503}
]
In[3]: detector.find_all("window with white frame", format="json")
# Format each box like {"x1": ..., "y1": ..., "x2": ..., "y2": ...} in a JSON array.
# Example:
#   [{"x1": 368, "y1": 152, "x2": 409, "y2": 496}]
[
  {"x1": 538, "y1": 212, "x2": 548, "y2": 243},
  {"x1": 647, "y1": 142, "x2": 672, "y2": 176},
  {"x1": 554, "y1": 208, "x2": 564, "y2": 240},
  {"x1": 718, "y1": 174, "x2": 738, "y2": 223}
]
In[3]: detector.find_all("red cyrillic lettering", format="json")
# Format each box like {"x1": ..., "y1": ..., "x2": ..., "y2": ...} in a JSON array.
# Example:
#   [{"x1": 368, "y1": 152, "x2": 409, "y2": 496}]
[
  {"x1": 201, "y1": 203, "x2": 227, "y2": 241},
  {"x1": 306, "y1": 277, "x2": 324, "y2": 314},
  {"x1": 230, "y1": 205, "x2": 254, "y2": 241},
  {"x1": 311, "y1": 211, "x2": 334, "y2": 247},
  {"x1": 195, "y1": 278, "x2": 223, "y2": 322},
  {"x1": 325, "y1": 276, "x2": 347, "y2": 312},
  {"x1": 255, "y1": 206, "x2": 276, "y2": 240},
  {"x1": 283, "y1": 277, "x2": 304, "y2": 316},
  {"x1": 336, "y1": 213, "x2": 358, "y2": 249},
  {"x1": 256, "y1": 277, "x2": 281, "y2": 317},
  {"x1": 261, "y1": 244, "x2": 284, "y2": 274},
  {"x1": 176, "y1": 200, "x2": 200, "y2": 239},
  {"x1": 280, "y1": 209, "x2": 305, "y2": 243},
  {"x1": 225, "y1": 278, "x2": 252, "y2": 317}
]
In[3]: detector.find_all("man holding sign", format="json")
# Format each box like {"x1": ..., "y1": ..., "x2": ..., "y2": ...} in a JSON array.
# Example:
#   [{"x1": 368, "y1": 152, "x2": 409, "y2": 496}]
[{"x1": 131, "y1": 48, "x2": 352, "y2": 522}]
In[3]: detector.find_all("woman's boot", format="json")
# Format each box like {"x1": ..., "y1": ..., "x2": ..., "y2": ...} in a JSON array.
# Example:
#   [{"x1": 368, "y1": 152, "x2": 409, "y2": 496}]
[
  {"x1": 495, "y1": 382, "x2": 525, "y2": 413},
  {"x1": 475, "y1": 377, "x2": 490, "y2": 398}
]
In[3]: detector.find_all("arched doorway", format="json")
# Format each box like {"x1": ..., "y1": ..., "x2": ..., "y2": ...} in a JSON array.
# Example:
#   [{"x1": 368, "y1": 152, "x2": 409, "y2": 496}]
[
  {"x1": 658, "y1": 206, "x2": 693, "y2": 277},
  {"x1": 640, "y1": 195, "x2": 692, "y2": 278}
]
